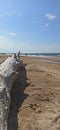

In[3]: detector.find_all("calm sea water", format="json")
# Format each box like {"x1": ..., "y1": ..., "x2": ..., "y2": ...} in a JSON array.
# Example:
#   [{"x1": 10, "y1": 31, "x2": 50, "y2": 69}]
[
  {"x1": 0, "y1": 53, "x2": 60, "y2": 58},
  {"x1": 21, "y1": 53, "x2": 60, "y2": 64},
  {"x1": 0, "y1": 53, "x2": 60, "y2": 63},
  {"x1": 21, "y1": 53, "x2": 60, "y2": 58}
]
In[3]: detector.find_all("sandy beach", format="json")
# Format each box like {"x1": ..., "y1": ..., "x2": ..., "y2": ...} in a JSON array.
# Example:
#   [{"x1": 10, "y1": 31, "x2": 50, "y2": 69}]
[{"x1": 0, "y1": 55, "x2": 60, "y2": 130}]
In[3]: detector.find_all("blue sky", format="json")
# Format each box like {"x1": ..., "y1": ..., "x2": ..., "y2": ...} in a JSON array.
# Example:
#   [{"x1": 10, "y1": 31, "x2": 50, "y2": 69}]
[{"x1": 0, "y1": 0, "x2": 60, "y2": 53}]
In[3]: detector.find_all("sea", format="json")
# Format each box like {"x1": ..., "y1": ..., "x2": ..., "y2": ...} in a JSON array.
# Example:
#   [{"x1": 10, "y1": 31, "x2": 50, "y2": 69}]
[
  {"x1": 21, "y1": 53, "x2": 60, "y2": 64},
  {"x1": 0, "y1": 53, "x2": 60, "y2": 58},
  {"x1": 21, "y1": 53, "x2": 60, "y2": 58},
  {"x1": 0, "y1": 53, "x2": 60, "y2": 64}
]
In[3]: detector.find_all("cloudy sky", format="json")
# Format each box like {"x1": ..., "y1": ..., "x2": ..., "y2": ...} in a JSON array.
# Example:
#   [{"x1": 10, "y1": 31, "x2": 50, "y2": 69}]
[{"x1": 0, "y1": 0, "x2": 60, "y2": 53}]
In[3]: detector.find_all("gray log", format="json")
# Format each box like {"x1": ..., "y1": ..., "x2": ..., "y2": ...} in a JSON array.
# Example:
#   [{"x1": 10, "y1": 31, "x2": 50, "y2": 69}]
[{"x1": 0, "y1": 53, "x2": 23, "y2": 130}]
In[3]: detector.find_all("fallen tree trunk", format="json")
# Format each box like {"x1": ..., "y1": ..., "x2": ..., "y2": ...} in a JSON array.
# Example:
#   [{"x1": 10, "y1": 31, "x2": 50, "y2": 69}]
[{"x1": 0, "y1": 53, "x2": 23, "y2": 130}]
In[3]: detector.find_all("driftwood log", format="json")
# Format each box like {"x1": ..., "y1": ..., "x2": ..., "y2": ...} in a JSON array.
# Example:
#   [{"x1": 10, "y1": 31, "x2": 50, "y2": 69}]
[{"x1": 0, "y1": 52, "x2": 23, "y2": 130}]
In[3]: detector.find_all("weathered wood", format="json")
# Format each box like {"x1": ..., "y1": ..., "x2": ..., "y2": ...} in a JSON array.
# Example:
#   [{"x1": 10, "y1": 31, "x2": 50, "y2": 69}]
[{"x1": 0, "y1": 52, "x2": 23, "y2": 130}]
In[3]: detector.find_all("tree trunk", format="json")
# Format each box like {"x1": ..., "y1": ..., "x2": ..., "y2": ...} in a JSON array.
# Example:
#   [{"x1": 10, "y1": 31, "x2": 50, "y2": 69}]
[{"x1": 0, "y1": 53, "x2": 23, "y2": 130}]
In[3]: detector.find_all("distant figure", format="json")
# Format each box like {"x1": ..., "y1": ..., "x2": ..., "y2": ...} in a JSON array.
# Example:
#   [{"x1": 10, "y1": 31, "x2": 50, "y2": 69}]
[{"x1": 17, "y1": 51, "x2": 20, "y2": 58}]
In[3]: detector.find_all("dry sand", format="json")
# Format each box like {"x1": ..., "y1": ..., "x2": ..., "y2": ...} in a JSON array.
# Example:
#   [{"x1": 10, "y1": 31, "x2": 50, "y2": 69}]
[{"x1": 0, "y1": 55, "x2": 60, "y2": 130}]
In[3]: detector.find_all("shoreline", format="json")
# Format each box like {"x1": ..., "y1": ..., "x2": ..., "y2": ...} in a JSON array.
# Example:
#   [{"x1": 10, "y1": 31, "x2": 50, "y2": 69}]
[
  {"x1": 21, "y1": 55, "x2": 60, "y2": 63},
  {"x1": 34, "y1": 59, "x2": 60, "y2": 64},
  {"x1": 0, "y1": 54, "x2": 60, "y2": 64}
]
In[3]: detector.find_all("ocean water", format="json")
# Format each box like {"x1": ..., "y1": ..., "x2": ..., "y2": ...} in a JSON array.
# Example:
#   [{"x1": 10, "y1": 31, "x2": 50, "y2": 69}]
[
  {"x1": 0, "y1": 53, "x2": 60, "y2": 58},
  {"x1": 0, "y1": 53, "x2": 60, "y2": 64},
  {"x1": 21, "y1": 53, "x2": 60, "y2": 58},
  {"x1": 21, "y1": 53, "x2": 60, "y2": 64}
]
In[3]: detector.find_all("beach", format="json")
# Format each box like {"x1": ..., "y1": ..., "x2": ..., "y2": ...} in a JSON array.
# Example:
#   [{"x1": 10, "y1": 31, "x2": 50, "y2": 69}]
[{"x1": 0, "y1": 55, "x2": 60, "y2": 130}]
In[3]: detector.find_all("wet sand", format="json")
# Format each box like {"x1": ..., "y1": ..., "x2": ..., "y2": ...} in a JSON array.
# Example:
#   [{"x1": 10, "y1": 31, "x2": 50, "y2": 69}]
[{"x1": 0, "y1": 55, "x2": 60, "y2": 130}]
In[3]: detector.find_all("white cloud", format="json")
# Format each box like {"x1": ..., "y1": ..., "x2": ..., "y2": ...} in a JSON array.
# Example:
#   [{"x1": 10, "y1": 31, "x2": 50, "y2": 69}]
[
  {"x1": 0, "y1": 36, "x2": 39, "y2": 53},
  {"x1": 9, "y1": 32, "x2": 16, "y2": 36},
  {"x1": 0, "y1": 36, "x2": 60, "y2": 53},
  {"x1": 40, "y1": 23, "x2": 49, "y2": 32},
  {"x1": 46, "y1": 13, "x2": 56, "y2": 20}
]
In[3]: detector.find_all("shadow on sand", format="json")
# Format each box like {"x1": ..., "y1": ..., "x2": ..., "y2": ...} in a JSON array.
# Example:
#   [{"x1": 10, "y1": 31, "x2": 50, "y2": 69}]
[{"x1": 8, "y1": 64, "x2": 30, "y2": 130}]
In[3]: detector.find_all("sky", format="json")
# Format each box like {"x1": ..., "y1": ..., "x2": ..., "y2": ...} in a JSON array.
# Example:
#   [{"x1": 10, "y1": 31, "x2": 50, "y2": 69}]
[{"x1": 0, "y1": 0, "x2": 60, "y2": 53}]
